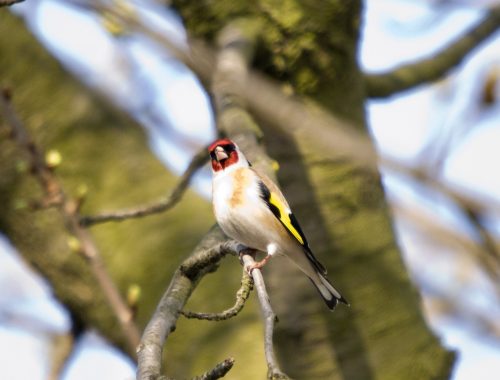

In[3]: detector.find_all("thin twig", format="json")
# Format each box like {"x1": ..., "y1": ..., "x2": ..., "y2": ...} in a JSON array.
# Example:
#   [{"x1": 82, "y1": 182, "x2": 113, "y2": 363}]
[
  {"x1": 365, "y1": 5, "x2": 500, "y2": 98},
  {"x1": 191, "y1": 358, "x2": 235, "y2": 380},
  {"x1": 0, "y1": 89, "x2": 141, "y2": 355},
  {"x1": 80, "y1": 147, "x2": 208, "y2": 226},
  {"x1": 181, "y1": 270, "x2": 253, "y2": 321},
  {"x1": 136, "y1": 231, "x2": 238, "y2": 380},
  {"x1": 240, "y1": 251, "x2": 289, "y2": 379}
]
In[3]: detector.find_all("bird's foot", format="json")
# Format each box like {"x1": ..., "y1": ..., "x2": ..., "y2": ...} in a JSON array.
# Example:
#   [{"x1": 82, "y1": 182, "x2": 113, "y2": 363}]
[
  {"x1": 238, "y1": 248, "x2": 272, "y2": 274},
  {"x1": 244, "y1": 254, "x2": 272, "y2": 274}
]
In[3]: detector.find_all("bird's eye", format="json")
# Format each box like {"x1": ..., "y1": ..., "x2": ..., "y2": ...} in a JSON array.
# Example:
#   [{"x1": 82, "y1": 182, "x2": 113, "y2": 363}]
[
  {"x1": 210, "y1": 151, "x2": 217, "y2": 160},
  {"x1": 223, "y1": 144, "x2": 235, "y2": 152}
]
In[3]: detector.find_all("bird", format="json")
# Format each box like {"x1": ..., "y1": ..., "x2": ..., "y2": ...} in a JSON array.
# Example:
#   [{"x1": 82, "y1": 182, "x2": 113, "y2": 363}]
[{"x1": 208, "y1": 137, "x2": 348, "y2": 310}]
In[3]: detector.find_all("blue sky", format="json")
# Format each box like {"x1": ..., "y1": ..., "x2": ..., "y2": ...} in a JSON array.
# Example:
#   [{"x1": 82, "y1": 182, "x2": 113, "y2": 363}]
[{"x1": 1, "y1": 0, "x2": 500, "y2": 379}]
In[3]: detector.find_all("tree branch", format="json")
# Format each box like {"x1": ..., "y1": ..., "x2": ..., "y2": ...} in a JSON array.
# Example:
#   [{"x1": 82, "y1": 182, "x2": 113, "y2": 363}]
[
  {"x1": 0, "y1": 88, "x2": 141, "y2": 355},
  {"x1": 0, "y1": 0, "x2": 24, "y2": 7},
  {"x1": 191, "y1": 358, "x2": 235, "y2": 380},
  {"x1": 181, "y1": 270, "x2": 253, "y2": 321},
  {"x1": 136, "y1": 230, "x2": 237, "y2": 380},
  {"x1": 365, "y1": 6, "x2": 500, "y2": 98},
  {"x1": 80, "y1": 146, "x2": 208, "y2": 226},
  {"x1": 240, "y1": 251, "x2": 289, "y2": 380}
]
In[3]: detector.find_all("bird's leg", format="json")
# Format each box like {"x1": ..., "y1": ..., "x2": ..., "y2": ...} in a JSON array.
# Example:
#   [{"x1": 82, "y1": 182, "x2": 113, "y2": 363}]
[
  {"x1": 246, "y1": 254, "x2": 272, "y2": 274},
  {"x1": 239, "y1": 247, "x2": 272, "y2": 274}
]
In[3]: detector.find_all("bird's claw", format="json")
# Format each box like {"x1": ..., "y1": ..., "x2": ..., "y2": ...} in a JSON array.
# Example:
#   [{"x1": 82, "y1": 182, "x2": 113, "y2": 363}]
[{"x1": 244, "y1": 254, "x2": 271, "y2": 275}]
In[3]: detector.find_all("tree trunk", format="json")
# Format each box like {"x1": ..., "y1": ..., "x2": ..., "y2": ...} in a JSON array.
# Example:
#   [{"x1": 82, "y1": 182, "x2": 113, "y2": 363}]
[{"x1": 170, "y1": 1, "x2": 455, "y2": 379}]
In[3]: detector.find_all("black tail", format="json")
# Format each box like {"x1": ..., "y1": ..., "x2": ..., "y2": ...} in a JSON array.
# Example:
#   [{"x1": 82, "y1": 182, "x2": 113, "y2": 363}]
[{"x1": 309, "y1": 273, "x2": 349, "y2": 311}]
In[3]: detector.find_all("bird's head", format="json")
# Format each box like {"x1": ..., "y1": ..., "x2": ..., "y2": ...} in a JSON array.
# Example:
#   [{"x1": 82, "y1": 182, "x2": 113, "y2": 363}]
[{"x1": 208, "y1": 138, "x2": 247, "y2": 172}]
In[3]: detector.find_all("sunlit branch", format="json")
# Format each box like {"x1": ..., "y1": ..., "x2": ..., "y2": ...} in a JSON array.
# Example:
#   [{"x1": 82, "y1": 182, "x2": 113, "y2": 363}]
[
  {"x1": 0, "y1": 88, "x2": 141, "y2": 355},
  {"x1": 365, "y1": 6, "x2": 500, "y2": 98},
  {"x1": 80, "y1": 146, "x2": 208, "y2": 226},
  {"x1": 181, "y1": 270, "x2": 253, "y2": 321},
  {"x1": 136, "y1": 232, "x2": 237, "y2": 380}
]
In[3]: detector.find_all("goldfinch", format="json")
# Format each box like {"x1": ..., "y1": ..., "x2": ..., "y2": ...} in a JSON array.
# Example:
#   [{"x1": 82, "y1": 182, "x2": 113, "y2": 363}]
[{"x1": 209, "y1": 138, "x2": 348, "y2": 310}]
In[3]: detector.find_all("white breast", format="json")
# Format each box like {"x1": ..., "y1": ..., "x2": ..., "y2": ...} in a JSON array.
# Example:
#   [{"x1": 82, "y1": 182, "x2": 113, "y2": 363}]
[
  {"x1": 212, "y1": 168, "x2": 270, "y2": 252},
  {"x1": 212, "y1": 171, "x2": 234, "y2": 221}
]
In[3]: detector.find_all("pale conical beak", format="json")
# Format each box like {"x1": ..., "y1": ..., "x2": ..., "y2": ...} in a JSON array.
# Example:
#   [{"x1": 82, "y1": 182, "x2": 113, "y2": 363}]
[{"x1": 215, "y1": 146, "x2": 229, "y2": 162}]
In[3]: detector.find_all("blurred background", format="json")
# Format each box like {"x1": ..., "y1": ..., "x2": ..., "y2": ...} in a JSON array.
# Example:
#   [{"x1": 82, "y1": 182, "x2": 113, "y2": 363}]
[{"x1": 1, "y1": 0, "x2": 500, "y2": 379}]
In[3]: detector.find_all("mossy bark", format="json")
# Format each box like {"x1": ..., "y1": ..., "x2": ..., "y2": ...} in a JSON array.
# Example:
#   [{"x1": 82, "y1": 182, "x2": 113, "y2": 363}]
[{"x1": 171, "y1": 1, "x2": 455, "y2": 379}]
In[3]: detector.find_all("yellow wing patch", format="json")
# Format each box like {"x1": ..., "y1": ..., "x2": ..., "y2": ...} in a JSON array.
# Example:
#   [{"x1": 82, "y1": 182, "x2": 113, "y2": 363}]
[{"x1": 268, "y1": 192, "x2": 304, "y2": 245}]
